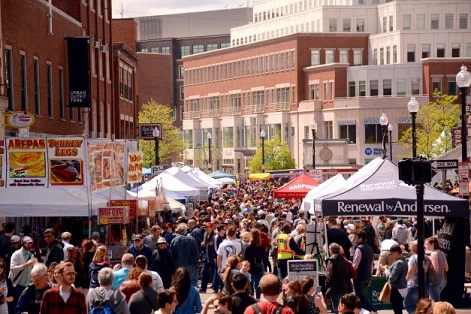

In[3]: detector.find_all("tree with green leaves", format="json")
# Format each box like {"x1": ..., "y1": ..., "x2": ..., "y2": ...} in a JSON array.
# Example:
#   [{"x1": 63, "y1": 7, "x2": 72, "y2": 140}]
[
  {"x1": 138, "y1": 99, "x2": 186, "y2": 167},
  {"x1": 249, "y1": 134, "x2": 295, "y2": 173},
  {"x1": 398, "y1": 90, "x2": 460, "y2": 159}
]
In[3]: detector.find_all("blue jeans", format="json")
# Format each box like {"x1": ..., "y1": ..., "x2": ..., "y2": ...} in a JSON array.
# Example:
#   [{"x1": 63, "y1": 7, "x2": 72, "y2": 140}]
[
  {"x1": 353, "y1": 279, "x2": 374, "y2": 312},
  {"x1": 277, "y1": 259, "x2": 288, "y2": 280},
  {"x1": 186, "y1": 264, "x2": 198, "y2": 287},
  {"x1": 251, "y1": 272, "x2": 263, "y2": 299},
  {"x1": 200, "y1": 261, "x2": 215, "y2": 291},
  {"x1": 212, "y1": 270, "x2": 222, "y2": 293},
  {"x1": 329, "y1": 292, "x2": 343, "y2": 314},
  {"x1": 403, "y1": 286, "x2": 419, "y2": 314},
  {"x1": 428, "y1": 274, "x2": 446, "y2": 301}
]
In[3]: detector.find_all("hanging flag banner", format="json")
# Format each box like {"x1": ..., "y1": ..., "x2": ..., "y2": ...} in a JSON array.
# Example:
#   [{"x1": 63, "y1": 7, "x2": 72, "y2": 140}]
[
  {"x1": 47, "y1": 138, "x2": 85, "y2": 186},
  {"x1": 66, "y1": 37, "x2": 90, "y2": 108},
  {"x1": 127, "y1": 151, "x2": 143, "y2": 183},
  {"x1": 112, "y1": 143, "x2": 126, "y2": 187},
  {"x1": 7, "y1": 138, "x2": 47, "y2": 187},
  {"x1": 0, "y1": 139, "x2": 5, "y2": 188}
]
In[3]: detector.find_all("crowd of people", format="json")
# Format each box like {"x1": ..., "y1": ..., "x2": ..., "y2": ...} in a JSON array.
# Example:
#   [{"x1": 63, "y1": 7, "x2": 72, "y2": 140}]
[{"x1": 0, "y1": 176, "x2": 460, "y2": 314}]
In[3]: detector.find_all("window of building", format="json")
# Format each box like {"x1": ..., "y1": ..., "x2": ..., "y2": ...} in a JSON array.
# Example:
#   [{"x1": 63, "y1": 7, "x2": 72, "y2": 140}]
[
  {"x1": 33, "y1": 58, "x2": 40, "y2": 115},
  {"x1": 325, "y1": 121, "x2": 333, "y2": 139},
  {"x1": 230, "y1": 94, "x2": 241, "y2": 114},
  {"x1": 47, "y1": 62, "x2": 53, "y2": 118},
  {"x1": 189, "y1": 98, "x2": 200, "y2": 112},
  {"x1": 417, "y1": 14, "x2": 425, "y2": 30},
  {"x1": 448, "y1": 77, "x2": 457, "y2": 95},
  {"x1": 349, "y1": 81, "x2": 356, "y2": 97},
  {"x1": 403, "y1": 14, "x2": 411, "y2": 30},
  {"x1": 356, "y1": 18, "x2": 365, "y2": 32},
  {"x1": 452, "y1": 43, "x2": 460, "y2": 57},
  {"x1": 329, "y1": 82, "x2": 334, "y2": 100},
  {"x1": 467, "y1": 43, "x2": 471, "y2": 57},
  {"x1": 389, "y1": 15, "x2": 393, "y2": 31},
  {"x1": 193, "y1": 45, "x2": 204, "y2": 54},
  {"x1": 161, "y1": 46, "x2": 170, "y2": 54},
  {"x1": 59, "y1": 68, "x2": 65, "y2": 119},
  {"x1": 364, "y1": 119, "x2": 382, "y2": 143},
  {"x1": 445, "y1": 14, "x2": 454, "y2": 29},
  {"x1": 370, "y1": 80, "x2": 379, "y2": 96},
  {"x1": 359, "y1": 81, "x2": 366, "y2": 96},
  {"x1": 431, "y1": 14, "x2": 439, "y2": 29},
  {"x1": 383, "y1": 79, "x2": 392, "y2": 96},
  {"x1": 437, "y1": 44, "x2": 446, "y2": 57},
  {"x1": 223, "y1": 127, "x2": 234, "y2": 148},
  {"x1": 329, "y1": 19, "x2": 337, "y2": 32},
  {"x1": 343, "y1": 18, "x2": 351, "y2": 32},
  {"x1": 353, "y1": 50, "x2": 362, "y2": 65},
  {"x1": 207, "y1": 44, "x2": 218, "y2": 51},
  {"x1": 310, "y1": 84, "x2": 319, "y2": 99},
  {"x1": 386, "y1": 46, "x2": 390, "y2": 64},
  {"x1": 432, "y1": 77, "x2": 442, "y2": 92},
  {"x1": 5, "y1": 48, "x2": 13, "y2": 111},
  {"x1": 339, "y1": 50, "x2": 348, "y2": 63},
  {"x1": 311, "y1": 49, "x2": 320, "y2": 65},
  {"x1": 20, "y1": 53, "x2": 27, "y2": 111},
  {"x1": 325, "y1": 49, "x2": 334, "y2": 63},
  {"x1": 459, "y1": 14, "x2": 468, "y2": 29},
  {"x1": 179, "y1": 65, "x2": 184, "y2": 79},
  {"x1": 253, "y1": 90, "x2": 264, "y2": 112},
  {"x1": 277, "y1": 87, "x2": 289, "y2": 105},
  {"x1": 411, "y1": 78, "x2": 420, "y2": 95},
  {"x1": 373, "y1": 49, "x2": 378, "y2": 65},
  {"x1": 323, "y1": 82, "x2": 328, "y2": 101},
  {"x1": 397, "y1": 79, "x2": 406, "y2": 96},
  {"x1": 422, "y1": 44, "x2": 431, "y2": 58},
  {"x1": 221, "y1": 42, "x2": 230, "y2": 48},
  {"x1": 393, "y1": 45, "x2": 397, "y2": 63},
  {"x1": 407, "y1": 44, "x2": 415, "y2": 62},
  {"x1": 180, "y1": 45, "x2": 190, "y2": 57},
  {"x1": 180, "y1": 86, "x2": 184, "y2": 100},
  {"x1": 339, "y1": 123, "x2": 356, "y2": 143},
  {"x1": 382, "y1": 16, "x2": 387, "y2": 33},
  {"x1": 380, "y1": 48, "x2": 384, "y2": 64}
]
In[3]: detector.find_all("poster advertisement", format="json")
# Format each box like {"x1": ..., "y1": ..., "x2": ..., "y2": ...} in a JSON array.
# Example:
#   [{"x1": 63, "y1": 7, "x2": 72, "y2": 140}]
[
  {"x1": 98, "y1": 206, "x2": 130, "y2": 224},
  {"x1": 7, "y1": 138, "x2": 47, "y2": 187},
  {"x1": 109, "y1": 199, "x2": 136, "y2": 217},
  {"x1": 47, "y1": 138, "x2": 85, "y2": 186},
  {"x1": 0, "y1": 139, "x2": 5, "y2": 188},
  {"x1": 287, "y1": 260, "x2": 319, "y2": 287},
  {"x1": 127, "y1": 151, "x2": 143, "y2": 183},
  {"x1": 112, "y1": 143, "x2": 125, "y2": 187}
]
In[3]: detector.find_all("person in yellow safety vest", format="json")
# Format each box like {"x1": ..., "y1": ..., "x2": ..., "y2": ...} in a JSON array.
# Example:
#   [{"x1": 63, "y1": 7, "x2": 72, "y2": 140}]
[{"x1": 275, "y1": 222, "x2": 306, "y2": 280}]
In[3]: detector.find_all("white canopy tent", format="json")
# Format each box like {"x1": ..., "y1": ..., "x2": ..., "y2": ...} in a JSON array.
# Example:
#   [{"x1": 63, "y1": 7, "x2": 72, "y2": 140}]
[
  {"x1": 301, "y1": 173, "x2": 347, "y2": 215},
  {"x1": 131, "y1": 172, "x2": 200, "y2": 198}
]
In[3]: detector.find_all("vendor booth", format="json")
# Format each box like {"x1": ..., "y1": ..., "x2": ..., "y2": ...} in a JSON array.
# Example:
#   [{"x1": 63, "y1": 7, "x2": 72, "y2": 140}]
[
  {"x1": 320, "y1": 157, "x2": 469, "y2": 307},
  {"x1": 273, "y1": 173, "x2": 318, "y2": 198}
]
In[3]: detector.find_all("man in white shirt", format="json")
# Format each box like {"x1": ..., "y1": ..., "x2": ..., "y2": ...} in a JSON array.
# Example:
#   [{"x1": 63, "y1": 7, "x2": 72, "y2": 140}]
[
  {"x1": 9, "y1": 236, "x2": 37, "y2": 306},
  {"x1": 217, "y1": 226, "x2": 242, "y2": 273},
  {"x1": 61, "y1": 232, "x2": 73, "y2": 261}
]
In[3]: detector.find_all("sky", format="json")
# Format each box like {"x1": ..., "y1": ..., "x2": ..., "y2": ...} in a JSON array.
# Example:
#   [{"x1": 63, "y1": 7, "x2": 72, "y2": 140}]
[{"x1": 111, "y1": 0, "x2": 253, "y2": 19}]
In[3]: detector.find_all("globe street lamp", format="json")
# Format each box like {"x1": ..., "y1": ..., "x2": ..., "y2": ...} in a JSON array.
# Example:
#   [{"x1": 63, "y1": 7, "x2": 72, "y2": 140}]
[
  {"x1": 456, "y1": 65, "x2": 471, "y2": 165},
  {"x1": 260, "y1": 129, "x2": 266, "y2": 173},
  {"x1": 207, "y1": 131, "x2": 212, "y2": 170},
  {"x1": 380, "y1": 113, "x2": 389, "y2": 159},
  {"x1": 388, "y1": 123, "x2": 393, "y2": 162},
  {"x1": 310, "y1": 119, "x2": 318, "y2": 169},
  {"x1": 407, "y1": 96, "x2": 420, "y2": 158},
  {"x1": 152, "y1": 127, "x2": 160, "y2": 166}
]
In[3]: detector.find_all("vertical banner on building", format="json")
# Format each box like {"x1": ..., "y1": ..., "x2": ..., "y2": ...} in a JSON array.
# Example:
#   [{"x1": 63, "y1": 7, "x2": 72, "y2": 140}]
[
  {"x1": 66, "y1": 37, "x2": 90, "y2": 108},
  {"x1": 88, "y1": 143, "x2": 105, "y2": 191},
  {"x1": 0, "y1": 139, "x2": 5, "y2": 188},
  {"x1": 47, "y1": 138, "x2": 85, "y2": 186},
  {"x1": 6, "y1": 138, "x2": 47, "y2": 187},
  {"x1": 127, "y1": 151, "x2": 143, "y2": 183},
  {"x1": 112, "y1": 142, "x2": 126, "y2": 187}
]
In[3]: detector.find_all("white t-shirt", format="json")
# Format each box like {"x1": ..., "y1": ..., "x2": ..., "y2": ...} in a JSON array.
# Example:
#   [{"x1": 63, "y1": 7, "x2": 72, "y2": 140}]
[{"x1": 217, "y1": 238, "x2": 242, "y2": 268}]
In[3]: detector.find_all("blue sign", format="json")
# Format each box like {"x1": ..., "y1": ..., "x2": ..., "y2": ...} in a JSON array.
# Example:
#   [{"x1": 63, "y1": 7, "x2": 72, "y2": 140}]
[{"x1": 365, "y1": 147, "x2": 373, "y2": 155}]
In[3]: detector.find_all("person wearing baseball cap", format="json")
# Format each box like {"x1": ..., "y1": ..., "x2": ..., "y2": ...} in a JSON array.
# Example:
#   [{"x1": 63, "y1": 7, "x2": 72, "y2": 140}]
[
  {"x1": 126, "y1": 234, "x2": 152, "y2": 268},
  {"x1": 151, "y1": 237, "x2": 175, "y2": 289},
  {"x1": 9, "y1": 236, "x2": 37, "y2": 305}
]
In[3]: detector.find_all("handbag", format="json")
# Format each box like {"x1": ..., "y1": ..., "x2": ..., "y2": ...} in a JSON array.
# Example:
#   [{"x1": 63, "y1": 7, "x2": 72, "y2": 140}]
[{"x1": 379, "y1": 282, "x2": 391, "y2": 303}]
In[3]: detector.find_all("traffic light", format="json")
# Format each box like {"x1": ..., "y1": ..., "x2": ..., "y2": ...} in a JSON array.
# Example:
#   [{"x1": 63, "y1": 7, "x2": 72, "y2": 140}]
[{"x1": 399, "y1": 158, "x2": 432, "y2": 185}]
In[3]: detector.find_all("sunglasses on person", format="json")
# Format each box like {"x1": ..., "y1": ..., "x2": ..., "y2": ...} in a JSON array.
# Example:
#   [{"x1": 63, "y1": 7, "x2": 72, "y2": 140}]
[{"x1": 134, "y1": 239, "x2": 142, "y2": 242}]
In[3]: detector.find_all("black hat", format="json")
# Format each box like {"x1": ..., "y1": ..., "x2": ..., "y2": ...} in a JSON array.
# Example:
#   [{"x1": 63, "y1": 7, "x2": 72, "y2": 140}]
[{"x1": 389, "y1": 244, "x2": 402, "y2": 253}]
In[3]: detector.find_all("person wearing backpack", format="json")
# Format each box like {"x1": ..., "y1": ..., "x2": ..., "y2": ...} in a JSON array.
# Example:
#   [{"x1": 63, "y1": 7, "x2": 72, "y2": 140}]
[
  {"x1": 243, "y1": 274, "x2": 294, "y2": 314},
  {"x1": 86, "y1": 267, "x2": 129, "y2": 314}
]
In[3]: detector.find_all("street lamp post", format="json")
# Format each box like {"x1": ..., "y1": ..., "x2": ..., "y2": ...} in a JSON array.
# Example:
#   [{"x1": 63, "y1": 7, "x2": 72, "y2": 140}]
[
  {"x1": 408, "y1": 96, "x2": 420, "y2": 158},
  {"x1": 152, "y1": 127, "x2": 160, "y2": 166},
  {"x1": 388, "y1": 123, "x2": 393, "y2": 162},
  {"x1": 207, "y1": 131, "x2": 212, "y2": 170},
  {"x1": 380, "y1": 113, "x2": 389, "y2": 159},
  {"x1": 260, "y1": 129, "x2": 266, "y2": 173},
  {"x1": 310, "y1": 119, "x2": 317, "y2": 169},
  {"x1": 457, "y1": 65, "x2": 471, "y2": 164}
]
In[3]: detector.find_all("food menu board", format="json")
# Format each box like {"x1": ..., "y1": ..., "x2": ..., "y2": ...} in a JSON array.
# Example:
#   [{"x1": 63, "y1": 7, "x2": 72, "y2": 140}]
[
  {"x1": 89, "y1": 142, "x2": 128, "y2": 191},
  {"x1": 7, "y1": 138, "x2": 47, "y2": 187},
  {"x1": 0, "y1": 139, "x2": 5, "y2": 188},
  {"x1": 48, "y1": 138, "x2": 85, "y2": 186},
  {"x1": 127, "y1": 151, "x2": 143, "y2": 183},
  {"x1": 112, "y1": 143, "x2": 125, "y2": 187}
]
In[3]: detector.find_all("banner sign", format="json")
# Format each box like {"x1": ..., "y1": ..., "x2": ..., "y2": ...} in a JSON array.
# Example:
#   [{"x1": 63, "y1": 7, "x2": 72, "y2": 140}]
[
  {"x1": 7, "y1": 138, "x2": 47, "y2": 187},
  {"x1": 0, "y1": 139, "x2": 5, "y2": 188},
  {"x1": 109, "y1": 199, "x2": 136, "y2": 217},
  {"x1": 287, "y1": 260, "x2": 319, "y2": 287},
  {"x1": 98, "y1": 206, "x2": 130, "y2": 224},
  {"x1": 127, "y1": 151, "x2": 143, "y2": 183},
  {"x1": 139, "y1": 123, "x2": 162, "y2": 140},
  {"x1": 48, "y1": 138, "x2": 85, "y2": 186},
  {"x1": 66, "y1": 37, "x2": 90, "y2": 108}
]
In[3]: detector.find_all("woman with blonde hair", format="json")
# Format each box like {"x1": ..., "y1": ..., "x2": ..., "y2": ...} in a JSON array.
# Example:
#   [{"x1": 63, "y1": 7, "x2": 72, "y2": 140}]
[
  {"x1": 88, "y1": 245, "x2": 110, "y2": 288},
  {"x1": 433, "y1": 301, "x2": 455, "y2": 314},
  {"x1": 415, "y1": 298, "x2": 433, "y2": 314},
  {"x1": 222, "y1": 255, "x2": 240, "y2": 295}
]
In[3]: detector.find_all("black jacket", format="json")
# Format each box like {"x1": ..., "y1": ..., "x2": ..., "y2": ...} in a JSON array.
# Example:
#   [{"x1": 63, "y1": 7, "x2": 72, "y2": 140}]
[
  {"x1": 325, "y1": 253, "x2": 352, "y2": 296},
  {"x1": 151, "y1": 248, "x2": 176, "y2": 289}
]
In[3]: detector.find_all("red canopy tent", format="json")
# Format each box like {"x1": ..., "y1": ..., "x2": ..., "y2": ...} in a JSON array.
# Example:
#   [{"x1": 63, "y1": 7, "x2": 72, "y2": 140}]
[{"x1": 273, "y1": 173, "x2": 319, "y2": 198}]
